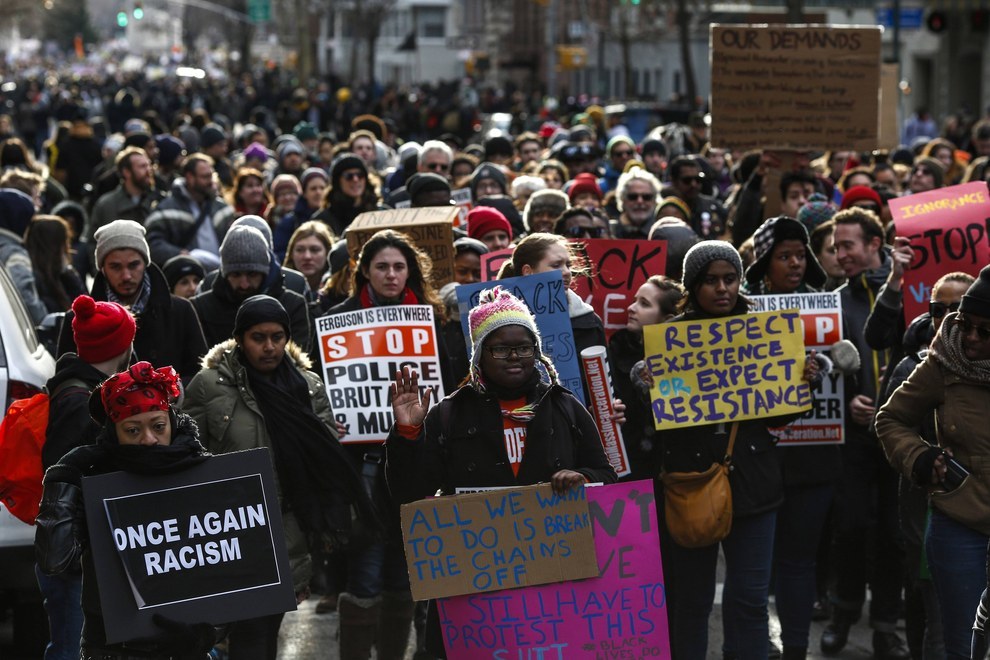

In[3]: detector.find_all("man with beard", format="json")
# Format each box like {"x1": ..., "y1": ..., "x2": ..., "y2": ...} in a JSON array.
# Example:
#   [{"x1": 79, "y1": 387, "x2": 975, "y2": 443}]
[
  {"x1": 667, "y1": 156, "x2": 727, "y2": 240},
  {"x1": 146, "y1": 154, "x2": 234, "y2": 271},
  {"x1": 610, "y1": 167, "x2": 661, "y2": 238},
  {"x1": 191, "y1": 225, "x2": 310, "y2": 349},
  {"x1": 56, "y1": 220, "x2": 207, "y2": 384},
  {"x1": 84, "y1": 147, "x2": 162, "y2": 274}
]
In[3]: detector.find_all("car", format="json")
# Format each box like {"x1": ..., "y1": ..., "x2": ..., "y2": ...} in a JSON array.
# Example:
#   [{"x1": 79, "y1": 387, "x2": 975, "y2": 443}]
[{"x1": 0, "y1": 264, "x2": 56, "y2": 654}]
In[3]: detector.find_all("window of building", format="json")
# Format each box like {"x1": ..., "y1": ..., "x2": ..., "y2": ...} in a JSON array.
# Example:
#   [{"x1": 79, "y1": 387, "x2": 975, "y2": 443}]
[{"x1": 416, "y1": 6, "x2": 446, "y2": 39}]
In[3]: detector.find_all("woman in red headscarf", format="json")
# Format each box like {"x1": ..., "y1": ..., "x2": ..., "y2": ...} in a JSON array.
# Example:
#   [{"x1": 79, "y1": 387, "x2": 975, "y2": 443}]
[{"x1": 35, "y1": 362, "x2": 219, "y2": 659}]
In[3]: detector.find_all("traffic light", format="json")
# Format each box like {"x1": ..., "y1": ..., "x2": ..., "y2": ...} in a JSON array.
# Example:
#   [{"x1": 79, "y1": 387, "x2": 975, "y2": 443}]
[
  {"x1": 926, "y1": 11, "x2": 947, "y2": 33},
  {"x1": 133, "y1": 2, "x2": 144, "y2": 19},
  {"x1": 116, "y1": 11, "x2": 128, "y2": 27}
]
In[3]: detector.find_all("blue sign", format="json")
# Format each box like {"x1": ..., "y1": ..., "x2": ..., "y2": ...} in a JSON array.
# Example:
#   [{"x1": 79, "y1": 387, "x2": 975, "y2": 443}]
[
  {"x1": 456, "y1": 270, "x2": 586, "y2": 404},
  {"x1": 876, "y1": 8, "x2": 923, "y2": 29}
]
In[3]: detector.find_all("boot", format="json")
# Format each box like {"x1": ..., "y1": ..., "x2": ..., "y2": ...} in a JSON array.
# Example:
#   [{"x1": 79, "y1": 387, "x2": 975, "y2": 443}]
[
  {"x1": 873, "y1": 631, "x2": 910, "y2": 660},
  {"x1": 338, "y1": 592, "x2": 381, "y2": 660},
  {"x1": 782, "y1": 646, "x2": 807, "y2": 660},
  {"x1": 376, "y1": 590, "x2": 415, "y2": 660},
  {"x1": 821, "y1": 609, "x2": 856, "y2": 655}
]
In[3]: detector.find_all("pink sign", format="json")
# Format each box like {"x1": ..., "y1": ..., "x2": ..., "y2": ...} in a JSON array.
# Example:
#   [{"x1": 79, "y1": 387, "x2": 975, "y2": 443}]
[
  {"x1": 437, "y1": 481, "x2": 670, "y2": 660},
  {"x1": 890, "y1": 182, "x2": 990, "y2": 324}
]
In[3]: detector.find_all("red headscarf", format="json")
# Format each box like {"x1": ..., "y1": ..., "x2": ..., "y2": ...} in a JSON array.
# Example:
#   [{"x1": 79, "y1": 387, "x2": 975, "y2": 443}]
[{"x1": 100, "y1": 362, "x2": 180, "y2": 423}]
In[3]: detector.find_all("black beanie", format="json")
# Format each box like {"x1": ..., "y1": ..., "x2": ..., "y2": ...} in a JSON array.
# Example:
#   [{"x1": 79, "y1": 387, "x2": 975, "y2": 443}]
[
  {"x1": 470, "y1": 163, "x2": 507, "y2": 197},
  {"x1": 408, "y1": 172, "x2": 451, "y2": 199},
  {"x1": 234, "y1": 295, "x2": 291, "y2": 339},
  {"x1": 960, "y1": 265, "x2": 990, "y2": 319},
  {"x1": 331, "y1": 153, "x2": 367, "y2": 186},
  {"x1": 162, "y1": 255, "x2": 206, "y2": 291}
]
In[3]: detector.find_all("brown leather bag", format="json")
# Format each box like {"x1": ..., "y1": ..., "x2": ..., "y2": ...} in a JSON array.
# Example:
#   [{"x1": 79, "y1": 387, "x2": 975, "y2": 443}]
[{"x1": 661, "y1": 422, "x2": 738, "y2": 549}]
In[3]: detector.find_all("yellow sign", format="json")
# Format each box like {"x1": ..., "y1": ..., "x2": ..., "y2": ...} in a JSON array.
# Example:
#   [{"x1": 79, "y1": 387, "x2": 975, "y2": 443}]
[{"x1": 643, "y1": 309, "x2": 811, "y2": 430}]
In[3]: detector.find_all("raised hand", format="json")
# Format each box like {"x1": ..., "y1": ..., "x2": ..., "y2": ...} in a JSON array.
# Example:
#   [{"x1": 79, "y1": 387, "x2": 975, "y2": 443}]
[{"x1": 390, "y1": 366, "x2": 434, "y2": 428}]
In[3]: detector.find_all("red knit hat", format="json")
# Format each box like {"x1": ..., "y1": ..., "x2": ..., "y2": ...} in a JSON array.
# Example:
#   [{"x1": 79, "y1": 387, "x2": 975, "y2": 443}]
[
  {"x1": 568, "y1": 173, "x2": 603, "y2": 203},
  {"x1": 71, "y1": 295, "x2": 136, "y2": 364},
  {"x1": 468, "y1": 206, "x2": 513, "y2": 241},
  {"x1": 839, "y1": 185, "x2": 882, "y2": 211}
]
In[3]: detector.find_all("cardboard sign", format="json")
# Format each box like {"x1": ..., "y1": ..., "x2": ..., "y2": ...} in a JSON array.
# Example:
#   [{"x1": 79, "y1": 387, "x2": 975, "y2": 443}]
[
  {"x1": 400, "y1": 484, "x2": 599, "y2": 601},
  {"x1": 437, "y1": 481, "x2": 669, "y2": 660},
  {"x1": 710, "y1": 24, "x2": 882, "y2": 151},
  {"x1": 879, "y1": 63, "x2": 900, "y2": 150},
  {"x1": 480, "y1": 247, "x2": 514, "y2": 282},
  {"x1": 82, "y1": 449, "x2": 296, "y2": 644},
  {"x1": 315, "y1": 305, "x2": 445, "y2": 443},
  {"x1": 457, "y1": 271, "x2": 586, "y2": 404},
  {"x1": 345, "y1": 207, "x2": 457, "y2": 286},
  {"x1": 750, "y1": 293, "x2": 845, "y2": 445},
  {"x1": 571, "y1": 239, "x2": 668, "y2": 339},
  {"x1": 643, "y1": 309, "x2": 812, "y2": 430},
  {"x1": 890, "y1": 182, "x2": 990, "y2": 324}
]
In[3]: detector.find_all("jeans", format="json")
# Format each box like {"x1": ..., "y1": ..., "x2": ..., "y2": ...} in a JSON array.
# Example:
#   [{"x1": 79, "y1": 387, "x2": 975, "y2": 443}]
[
  {"x1": 831, "y1": 440, "x2": 904, "y2": 630},
  {"x1": 346, "y1": 539, "x2": 410, "y2": 599},
  {"x1": 926, "y1": 508, "x2": 989, "y2": 660},
  {"x1": 774, "y1": 483, "x2": 834, "y2": 649},
  {"x1": 34, "y1": 564, "x2": 83, "y2": 660},
  {"x1": 664, "y1": 510, "x2": 777, "y2": 660}
]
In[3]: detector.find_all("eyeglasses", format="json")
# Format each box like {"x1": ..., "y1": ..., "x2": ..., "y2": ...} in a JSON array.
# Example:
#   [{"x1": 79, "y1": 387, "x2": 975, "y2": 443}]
[
  {"x1": 679, "y1": 175, "x2": 704, "y2": 185},
  {"x1": 930, "y1": 301, "x2": 960, "y2": 319},
  {"x1": 612, "y1": 149, "x2": 634, "y2": 159},
  {"x1": 425, "y1": 162, "x2": 450, "y2": 172},
  {"x1": 486, "y1": 345, "x2": 537, "y2": 359},
  {"x1": 566, "y1": 226, "x2": 607, "y2": 238},
  {"x1": 625, "y1": 192, "x2": 655, "y2": 202},
  {"x1": 955, "y1": 316, "x2": 990, "y2": 341},
  {"x1": 912, "y1": 168, "x2": 933, "y2": 177},
  {"x1": 341, "y1": 171, "x2": 366, "y2": 182}
]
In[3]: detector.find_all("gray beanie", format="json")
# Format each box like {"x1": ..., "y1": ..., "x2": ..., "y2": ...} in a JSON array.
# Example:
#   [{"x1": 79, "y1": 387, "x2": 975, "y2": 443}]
[
  {"x1": 682, "y1": 240, "x2": 743, "y2": 291},
  {"x1": 220, "y1": 226, "x2": 271, "y2": 276},
  {"x1": 94, "y1": 219, "x2": 150, "y2": 267},
  {"x1": 230, "y1": 215, "x2": 273, "y2": 249}
]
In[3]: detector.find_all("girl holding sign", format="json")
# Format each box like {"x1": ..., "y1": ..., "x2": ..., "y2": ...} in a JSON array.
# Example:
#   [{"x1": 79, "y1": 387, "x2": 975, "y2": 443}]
[
  {"x1": 36, "y1": 362, "x2": 220, "y2": 659},
  {"x1": 660, "y1": 240, "x2": 819, "y2": 660}
]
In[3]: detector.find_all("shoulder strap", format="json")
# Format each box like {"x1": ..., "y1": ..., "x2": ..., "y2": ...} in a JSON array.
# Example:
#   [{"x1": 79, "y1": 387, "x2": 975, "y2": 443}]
[
  {"x1": 724, "y1": 421, "x2": 740, "y2": 464},
  {"x1": 50, "y1": 377, "x2": 91, "y2": 401}
]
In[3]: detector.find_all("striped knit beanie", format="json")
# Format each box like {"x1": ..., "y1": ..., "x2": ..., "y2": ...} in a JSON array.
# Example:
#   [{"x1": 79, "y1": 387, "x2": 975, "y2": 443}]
[{"x1": 467, "y1": 286, "x2": 558, "y2": 390}]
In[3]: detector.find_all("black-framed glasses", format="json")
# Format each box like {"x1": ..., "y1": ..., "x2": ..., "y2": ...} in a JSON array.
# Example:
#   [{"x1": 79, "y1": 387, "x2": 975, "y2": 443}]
[
  {"x1": 425, "y1": 162, "x2": 450, "y2": 172},
  {"x1": 679, "y1": 175, "x2": 703, "y2": 185},
  {"x1": 930, "y1": 301, "x2": 960, "y2": 319},
  {"x1": 341, "y1": 171, "x2": 366, "y2": 181},
  {"x1": 625, "y1": 192, "x2": 655, "y2": 202},
  {"x1": 486, "y1": 345, "x2": 537, "y2": 359},
  {"x1": 566, "y1": 225, "x2": 607, "y2": 238},
  {"x1": 612, "y1": 149, "x2": 634, "y2": 159},
  {"x1": 955, "y1": 316, "x2": 990, "y2": 341}
]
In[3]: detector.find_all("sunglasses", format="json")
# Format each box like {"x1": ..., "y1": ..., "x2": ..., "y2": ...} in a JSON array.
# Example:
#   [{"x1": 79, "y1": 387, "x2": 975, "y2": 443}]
[
  {"x1": 912, "y1": 168, "x2": 933, "y2": 177},
  {"x1": 341, "y1": 171, "x2": 366, "y2": 182},
  {"x1": 566, "y1": 226, "x2": 607, "y2": 238},
  {"x1": 930, "y1": 301, "x2": 960, "y2": 319},
  {"x1": 625, "y1": 192, "x2": 654, "y2": 202},
  {"x1": 679, "y1": 175, "x2": 703, "y2": 185},
  {"x1": 425, "y1": 162, "x2": 450, "y2": 172},
  {"x1": 612, "y1": 149, "x2": 634, "y2": 158},
  {"x1": 955, "y1": 316, "x2": 990, "y2": 341}
]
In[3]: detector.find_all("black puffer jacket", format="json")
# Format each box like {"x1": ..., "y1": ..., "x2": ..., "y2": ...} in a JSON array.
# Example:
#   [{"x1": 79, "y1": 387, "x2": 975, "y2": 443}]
[
  {"x1": 608, "y1": 328, "x2": 661, "y2": 480},
  {"x1": 385, "y1": 382, "x2": 617, "y2": 505}
]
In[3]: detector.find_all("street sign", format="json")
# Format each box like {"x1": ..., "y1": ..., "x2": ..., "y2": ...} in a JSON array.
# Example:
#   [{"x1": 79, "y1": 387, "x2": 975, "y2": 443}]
[
  {"x1": 248, "y1": 0, "x2": 270, "y2": 23},
  {"x1": 876, "y1": 8, "x2": 923, "y2": 29}
]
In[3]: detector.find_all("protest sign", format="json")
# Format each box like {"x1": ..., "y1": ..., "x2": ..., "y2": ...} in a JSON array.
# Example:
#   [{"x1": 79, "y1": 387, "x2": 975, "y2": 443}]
[
  {"x1": 710, "y1": 25, "x2": 882, "y2": 151},
  {"x1": 750, "y1": 293, "x2": 845, "y2": 445},
  {"x1": 571, "y1": 239, "x2": 667, "y2": 339},
  {"x1": 480, "y1": 247, "x2": 513, "y2": 282},
  {"x1": 452, "y1": 187, "x2": 473, "y2": 228},
  {"x1": 890, "y1": 182, "x2": 990, "y2": 324},
  {"x1": 457, "y1": 270, "x2": 586, "y2": 404},
  {"x1": 82, "y1": 448, "x2": 295, "y2": 644},
  {"x1": 879, "y1": 63, "x2": 900, "y2": 149},
  {"x1": 581, "y1": 346, "x2": 630, "y2": 476},
  {"x1": 345, "y1": 206, "x2": 457, "y2": 286},
  {"x1": 315, "y1": 305, "x2": 444, "y2": 443},
  {"x1": 400, "y1": 484, "x2": 599, "y2": 601},
  {"x1": 437, "y1": 481, "x2": 669, "y2": 660},
  {"x1": 643, "y1": 309, "x2": 812, "y2": 430}
]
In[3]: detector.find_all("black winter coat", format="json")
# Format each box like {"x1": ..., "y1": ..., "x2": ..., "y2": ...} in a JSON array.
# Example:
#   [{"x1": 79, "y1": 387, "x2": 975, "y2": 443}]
[
  {"x1": 42, "y1": 354, "x2": 106, "y2": 469},
  {"x1": 607, "y1": 328, "x2": 662, "y2": 480},
  {"x1": 56, "y1": 264, "x2": 207, "y2": 385}
]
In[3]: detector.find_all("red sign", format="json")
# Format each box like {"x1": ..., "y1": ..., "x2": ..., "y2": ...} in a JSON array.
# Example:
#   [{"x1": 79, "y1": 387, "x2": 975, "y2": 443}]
[{"x1": 890, "y1": 182, "x2": 990, "y2": 324}]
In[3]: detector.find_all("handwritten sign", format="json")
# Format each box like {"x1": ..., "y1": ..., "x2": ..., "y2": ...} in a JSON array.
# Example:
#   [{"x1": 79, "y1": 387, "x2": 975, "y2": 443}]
[
  {"x1": 890, "y1": 182, "x2": 990, "y2": 324},
  {"x1": 315, "y1": 305, "x2": 445, "y2": 443},
  {"x1": 345, "y1": 207, "x2": 457, "y2": 286},
  {"x1": 457, "y1": 271, "x2": 586, "y2": 404},
  {"x1": 643, "y1": 309, "x2": 811, "y2": 430},
  {"x1": 750, "y1": 293, "x2": 845, "y2": 445},
  {"x1": 438, "y1": 481, "x2": 669, "y2": 660},
  {"x1": 710, "y1": 24, "x2": 882, "y2": 151},
  {"x1": 83, "y1": 449, "x2": 295, "y2": 644},
  {"x1": 400, "y1": 484, "x2": 599, "y2": 601},
  {"x1": 571, "y1": 239, "x2": 667, "y2": 339}
]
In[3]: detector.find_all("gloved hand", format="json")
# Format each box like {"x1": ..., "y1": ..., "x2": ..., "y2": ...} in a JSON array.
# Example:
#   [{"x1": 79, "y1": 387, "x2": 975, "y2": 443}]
[
  {"x1": 152, "y1": 613, "x2": 218, "y2": 656},
  {"x1": 911, "y1": 445, "x2": 943, "y2": 486}
]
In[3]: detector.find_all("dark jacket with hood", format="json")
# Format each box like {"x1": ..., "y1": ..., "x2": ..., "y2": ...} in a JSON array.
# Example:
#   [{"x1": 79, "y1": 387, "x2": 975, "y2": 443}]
[
  {"x1": 0, "y1": 187, "x2": 47, "y2": 324},
  {"x1": 42, "y1": 355, "x2": 107, "y2": 470},
  {"x1": 191, "y1": 260, "x2": 311, "y2": 351},
  {"x1": 145, "y1": 179, "x2": 235, "y2": 266},
  {"x1": 56, "y1": 264, "x2": 207, "y2": 384}
]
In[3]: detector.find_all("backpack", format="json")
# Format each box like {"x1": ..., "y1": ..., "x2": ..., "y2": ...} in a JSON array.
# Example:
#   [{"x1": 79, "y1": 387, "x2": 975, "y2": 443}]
[{"x1": 0, "y1": 379, "x2": 88, "y2": 524}]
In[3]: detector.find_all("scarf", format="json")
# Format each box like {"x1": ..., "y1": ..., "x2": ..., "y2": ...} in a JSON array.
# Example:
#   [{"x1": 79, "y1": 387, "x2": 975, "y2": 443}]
[
  {"x1": 96, "y1": 412, "x2": 209, "y2": 474},
  {"x1": 359, "y1": 283, "x2": 419, "y2": 309},
  {"x1": 244, "y1": 355, "x2": 380, "y2": 549},
  {"x1": 930, "y1": 312, "x2": 990, "y2": 384},
  {"x1": 106, "y1": 272, "x2": 152, "y2": 315},
  {"x1": 476, "y1": 370, "x2": 551, "y2": 423}
]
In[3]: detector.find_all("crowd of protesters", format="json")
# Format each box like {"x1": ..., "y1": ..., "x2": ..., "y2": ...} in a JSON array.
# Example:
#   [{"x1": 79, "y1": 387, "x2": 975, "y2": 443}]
[{"x1": 5, "y1": 62, "x2": 990, "y2": 660}]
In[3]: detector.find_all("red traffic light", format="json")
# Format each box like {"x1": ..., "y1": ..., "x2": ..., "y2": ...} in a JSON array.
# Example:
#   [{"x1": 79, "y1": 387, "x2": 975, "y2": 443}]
[{"x1": 927, "y1": 11, "x2": 947, "y2": 33}]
